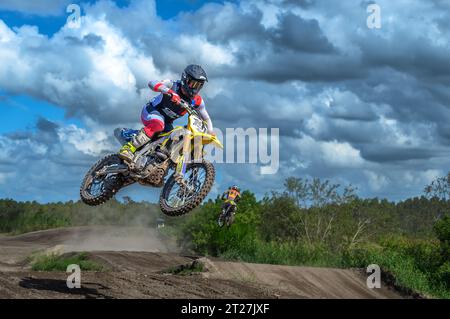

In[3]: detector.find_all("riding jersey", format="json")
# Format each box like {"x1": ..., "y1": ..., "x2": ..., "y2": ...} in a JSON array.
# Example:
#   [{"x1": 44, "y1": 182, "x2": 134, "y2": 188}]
[
  {"x1": 222, "y1": 189, "x2": 241, "y2": 204},
  {"x1": 147, "y1": 79, "x2": 214, "y2": 133}
]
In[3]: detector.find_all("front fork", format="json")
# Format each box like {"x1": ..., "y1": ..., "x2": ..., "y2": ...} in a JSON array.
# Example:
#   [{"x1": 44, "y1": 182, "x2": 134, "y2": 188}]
[
  {"x1": 174, "y1": 134, "x2": 203, "y2": 192},
  {"x1": 175, "y1": 134, "x2": 203, "y2": 178},
  {"x1": 175, "y1": 135, "x2": 192, "y2": 177}
]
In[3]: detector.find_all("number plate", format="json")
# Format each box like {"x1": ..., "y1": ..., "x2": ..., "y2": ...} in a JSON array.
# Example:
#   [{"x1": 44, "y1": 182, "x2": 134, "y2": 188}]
[{"x1": 191, "y1": 116, "x2": 207, "y2": 133}]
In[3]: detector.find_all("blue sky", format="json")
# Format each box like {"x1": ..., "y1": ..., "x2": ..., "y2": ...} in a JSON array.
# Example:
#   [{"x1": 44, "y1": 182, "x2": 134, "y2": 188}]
[{"x1": 1, "y1": 0, "x2": 450, "y2": 203}]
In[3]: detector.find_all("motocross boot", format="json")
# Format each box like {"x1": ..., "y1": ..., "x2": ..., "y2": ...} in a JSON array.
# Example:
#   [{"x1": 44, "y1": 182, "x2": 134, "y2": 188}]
[{"x1": 119, "y1": 128, "x2": 151, "y2": 164}]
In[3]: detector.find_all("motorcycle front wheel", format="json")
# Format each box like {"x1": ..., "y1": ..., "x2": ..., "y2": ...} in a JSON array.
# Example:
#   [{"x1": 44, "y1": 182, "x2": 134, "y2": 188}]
[
  {"x1": 226, "y1": 212, "x2": 235, "y2": 227},
  {"x1": 159, "y1": 160, "x2": 215, "y2": 216}
]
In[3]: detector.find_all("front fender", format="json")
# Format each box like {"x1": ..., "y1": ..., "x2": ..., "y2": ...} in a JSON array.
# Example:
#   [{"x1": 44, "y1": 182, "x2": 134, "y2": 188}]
[
  {"x1": 209, "y1": 135, "x2": 224, "y2": 149},
  {"x1": 192, "y1": 132, "x2": 224, "y2": 149},
  {"x1": 169, "y1": 131, "x2": 224, "y2": 164}
]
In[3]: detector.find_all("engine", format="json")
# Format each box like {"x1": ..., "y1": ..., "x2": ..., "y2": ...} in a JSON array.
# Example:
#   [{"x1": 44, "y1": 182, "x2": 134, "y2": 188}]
[{"x1": 137, "y1": 153, "x2": 170, "y2": 187}]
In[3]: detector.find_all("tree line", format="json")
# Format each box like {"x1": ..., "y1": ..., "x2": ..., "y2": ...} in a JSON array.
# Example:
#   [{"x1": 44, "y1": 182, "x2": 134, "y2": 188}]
[{"x1": 1, "y1": 174, "x2": 450, "y2": 297}]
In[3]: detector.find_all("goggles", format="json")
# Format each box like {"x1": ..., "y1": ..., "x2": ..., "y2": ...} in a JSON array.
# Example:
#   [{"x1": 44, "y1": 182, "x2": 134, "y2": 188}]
[{"x1": 187, "y1": 78, "x2": 205, "y2": 90}]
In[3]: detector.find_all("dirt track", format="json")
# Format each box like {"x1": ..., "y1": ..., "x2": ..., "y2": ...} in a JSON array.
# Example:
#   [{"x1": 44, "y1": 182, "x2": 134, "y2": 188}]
[{"x1": 0, "y1": 226, "x2": 404, "y2": 299}]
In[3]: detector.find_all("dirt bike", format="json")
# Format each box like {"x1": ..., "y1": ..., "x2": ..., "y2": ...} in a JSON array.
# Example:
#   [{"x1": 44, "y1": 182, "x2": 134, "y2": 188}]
[
  {"x1": 217, "y1": 202, "x2": 236, "y2": 228},
  {"x1": 80, "y1": 98, "x2": 223, "y2": 216}
]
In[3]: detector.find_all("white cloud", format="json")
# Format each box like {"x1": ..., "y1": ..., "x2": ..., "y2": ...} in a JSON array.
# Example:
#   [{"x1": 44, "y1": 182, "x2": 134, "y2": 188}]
[
  {"x1": 293, "y1": 135, "x2": 364, "y2": 169},
  {"x1": 402, "y1": 169, "x2": 442, "y2": 188},
  {"x1": 0, "y1": 9, "x2": 166, "y2": 125},
  {"x1": 57, "y1": 125, "x2": 113, "y2": 157},
  {"x1": 364, "y1": 170, "x2": 389, "y2": 191},
  {"x1": 178, "y1": 35, "x2": 235, "y2": 66},
  {"x1": 305, "y1": 114, "x2": 326, "y2": 136},
  {"x1": 320, "y1": 140, "x2": 364, "y2": 167}
]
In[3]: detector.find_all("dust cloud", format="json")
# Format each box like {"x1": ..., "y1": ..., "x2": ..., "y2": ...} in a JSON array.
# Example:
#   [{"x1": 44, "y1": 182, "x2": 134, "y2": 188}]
[{"x1": 61, "y1": 226, "x2": 179, "y2": 253}]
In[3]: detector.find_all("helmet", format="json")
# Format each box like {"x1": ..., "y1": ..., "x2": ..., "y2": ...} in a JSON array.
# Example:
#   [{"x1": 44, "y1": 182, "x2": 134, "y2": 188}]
[
  {"x1": 231, "y1": 185, "x2": 239, "y2": 191},
  {"x1": 181, "y1": 64, "x2": 208, "y2": 98}
]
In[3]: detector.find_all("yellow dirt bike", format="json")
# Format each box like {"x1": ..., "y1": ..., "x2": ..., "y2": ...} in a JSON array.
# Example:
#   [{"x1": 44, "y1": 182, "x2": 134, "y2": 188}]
[
  {"x1": 217, "y1": 201, "x2": 237, "y2": 228},
  {"x1": 80, "y1": 98, "x2": 223, "y2": 216}
]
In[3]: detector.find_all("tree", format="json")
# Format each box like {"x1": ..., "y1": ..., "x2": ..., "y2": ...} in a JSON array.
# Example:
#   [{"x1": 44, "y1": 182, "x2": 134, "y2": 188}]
[
  {"x1": 434, "y1": 214, "x2": 450, "y2": 260},
  {"x1": 425, "y1": 173, "x2": 450, "y2": 200}
]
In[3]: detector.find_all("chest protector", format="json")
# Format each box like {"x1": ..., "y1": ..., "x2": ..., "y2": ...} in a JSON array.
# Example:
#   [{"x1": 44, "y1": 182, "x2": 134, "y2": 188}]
[
  {"x1": 150, "y1": 81, "x2": 189, "y2": 120},
  {"x1": 227, "y1": 189, "x2": 240, "y2": 201}
]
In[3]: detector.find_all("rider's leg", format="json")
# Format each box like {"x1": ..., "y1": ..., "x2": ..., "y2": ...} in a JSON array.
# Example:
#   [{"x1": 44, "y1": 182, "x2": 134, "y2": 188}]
[
  {"x1": 219, "y1": 202, "x2": 226, "y2": 216},
  {"x1": 222, "y1": 202, "x2": 231, "y2": 215},
  {"x1": 141, "y1": 108, "x2": 166, "y2": 137},
  {"x1": 119, "y1": 108, "x2": 165, "y2": 163}
]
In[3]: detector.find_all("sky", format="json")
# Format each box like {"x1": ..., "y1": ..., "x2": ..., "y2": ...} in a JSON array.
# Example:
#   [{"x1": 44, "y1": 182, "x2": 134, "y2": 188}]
[{"x1": 0, "y1": 0, "x2": 449, "y2": 203}]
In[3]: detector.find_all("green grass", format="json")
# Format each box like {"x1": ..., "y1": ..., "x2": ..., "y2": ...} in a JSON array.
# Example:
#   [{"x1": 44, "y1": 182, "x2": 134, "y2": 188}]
[
  {"x1": 165, "y1": 260, "x2": 204, "y2": 276},
  {"x1": 220, "y1": 238, "x2": 342, "y2": 268},
  {"x1": 342, "y1": 245, "x2": 450, "y2": 299},
  {"x1": 209, "y1": 237, "x2": 450, "y2": 299},
  {"x1": 31, "y1": 252, "x2": 104, "y2": 272}
]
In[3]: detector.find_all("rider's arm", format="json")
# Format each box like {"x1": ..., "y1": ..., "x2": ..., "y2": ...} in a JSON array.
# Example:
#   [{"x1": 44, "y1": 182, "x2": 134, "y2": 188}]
[
  {"x1": 148, "y1": 79, "x2": 174, "y2": 94},
  {"x1": 221, "y1": 191, "x2": 228, "y2": 200},
  {"x1": 235, "y1": 193, "x2": 242, "y2": 202},
  {"x1": 194, "y1": 97, "x2": 214, "y2": 134}
]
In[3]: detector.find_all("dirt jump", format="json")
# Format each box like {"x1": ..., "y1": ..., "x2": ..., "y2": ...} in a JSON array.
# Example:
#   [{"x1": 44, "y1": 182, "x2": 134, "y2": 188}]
[{"x1": 0, "y1": 226, "x2": 404, "y2": 299}]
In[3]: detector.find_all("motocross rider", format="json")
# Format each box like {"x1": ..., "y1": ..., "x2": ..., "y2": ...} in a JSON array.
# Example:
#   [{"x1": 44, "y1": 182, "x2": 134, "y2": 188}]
[
  {"x1": 119, "y1": 64, "x2": 214, "y2": 163},
  {"x1": 221, "y1": 185, "x2": 241, "y2": 216}
]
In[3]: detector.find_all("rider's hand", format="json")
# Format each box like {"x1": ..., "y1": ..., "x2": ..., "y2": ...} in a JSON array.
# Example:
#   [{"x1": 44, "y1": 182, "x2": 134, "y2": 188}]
[
  {"x1": 209, "y1": 131, "x2": 216, "y2": 136},
  {"x1": 167, "y1": 89, "x2": 181, "y2": 104}
]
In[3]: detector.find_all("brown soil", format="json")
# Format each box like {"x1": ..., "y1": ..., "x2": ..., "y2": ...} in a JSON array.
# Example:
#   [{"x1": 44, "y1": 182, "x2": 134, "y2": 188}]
[{"x1": 0, "y1": 226, "x2": 404, "y2": 299}]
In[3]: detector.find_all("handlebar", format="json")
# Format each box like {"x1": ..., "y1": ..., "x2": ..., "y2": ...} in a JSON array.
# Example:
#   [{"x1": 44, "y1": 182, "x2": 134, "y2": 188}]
[
  {"x1": 166, "y1": 92, "x2": 207, "y2": 128},
  {"x1": 167, "y1": 92, "x2": 195, "y2": 115}
]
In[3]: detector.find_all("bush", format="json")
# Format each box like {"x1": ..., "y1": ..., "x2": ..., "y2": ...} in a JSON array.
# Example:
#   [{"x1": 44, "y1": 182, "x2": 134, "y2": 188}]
[
  {"x1": 379, "y1": 236, "x2": 443, "y2": 274},
  {"x1": 434, "y1": 215, "x2": 450, "y2": 259},
  {"x1": 437, "y1": 262, "x2": 450, "y2": 289},
  {"x1": 221, "y1": 239, "x2": 339, "y2": 267},
  {"x1": 342, "y1": 239, "x2": 450, "y2": 298}
]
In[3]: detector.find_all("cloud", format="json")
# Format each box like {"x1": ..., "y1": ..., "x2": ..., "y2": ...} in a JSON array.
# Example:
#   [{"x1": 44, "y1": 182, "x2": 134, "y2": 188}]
[
  {"x1": 0, "y1": 119, "x2": 116, "y2": 201},
  {"x1": 291, "y1": 134, "x2": 364, "y2": 169},
  {"x1": 1, "y1": 0, "x2": 450, "y2": 202},
  {"x1": 36, "y1": 117, "x2": 59, "y2": 133},
  {"x1": 0, "y1": 172, "x2": 8, "y2": 184},
  {"x1": 364, "y1": 170, "x2": 389, "y2": 192},
  {"x1": 273, "y1": 13, "x2": 335, "y2": 53},
  {"x1": 0, "y1": 13, "x2": 165, "y2": 127}
]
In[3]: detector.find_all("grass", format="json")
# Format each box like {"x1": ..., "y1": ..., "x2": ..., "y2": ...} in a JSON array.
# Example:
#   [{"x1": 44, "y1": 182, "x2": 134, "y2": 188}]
[
  {"x1": 211, "y1": 237, "x2": 450, "y2": 299},
  {"x1": 165, "y1": 260, "x2": 204, "y2": 276},
  {"x1": 31, "y1": 252, "x2": 104, "y2": 272},
  {"x1": 342, "y1": 245, "x2": 450, "y2": 299},
  {"x1": 220, "y1": 239, "x2": 342, "y2": 268}
]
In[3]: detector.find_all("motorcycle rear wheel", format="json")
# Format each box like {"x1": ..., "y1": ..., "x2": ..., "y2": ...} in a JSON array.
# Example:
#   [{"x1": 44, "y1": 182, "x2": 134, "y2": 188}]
[{"x1": 80, "y1": 154, "x2": 124, "y2": 206}]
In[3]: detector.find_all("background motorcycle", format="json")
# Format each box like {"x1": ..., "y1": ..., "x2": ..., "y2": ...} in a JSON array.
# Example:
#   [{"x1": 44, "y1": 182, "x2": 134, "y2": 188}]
[{"x1": 217, "y1": 202, "x2": 236, "y2": 228}]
